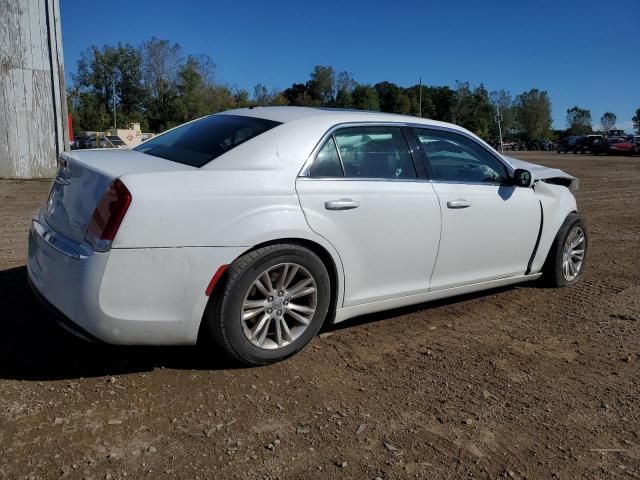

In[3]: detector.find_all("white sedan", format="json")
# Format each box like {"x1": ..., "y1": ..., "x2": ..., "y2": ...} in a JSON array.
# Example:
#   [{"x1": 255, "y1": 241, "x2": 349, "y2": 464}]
[{"x1": 28, "y1": 107, "x2": 587, "y2": 365}]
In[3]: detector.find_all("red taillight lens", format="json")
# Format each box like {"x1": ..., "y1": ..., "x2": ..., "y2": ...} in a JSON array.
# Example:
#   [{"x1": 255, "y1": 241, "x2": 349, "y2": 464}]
[{"x1": 88, "y1": 179, "x2": 132, "y2": 241}]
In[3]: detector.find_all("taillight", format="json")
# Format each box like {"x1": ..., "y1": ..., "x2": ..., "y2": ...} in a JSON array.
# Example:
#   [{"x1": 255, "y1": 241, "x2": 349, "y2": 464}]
[{"x1": 87, "y1": 179, "x2": 132, "y2": 245}]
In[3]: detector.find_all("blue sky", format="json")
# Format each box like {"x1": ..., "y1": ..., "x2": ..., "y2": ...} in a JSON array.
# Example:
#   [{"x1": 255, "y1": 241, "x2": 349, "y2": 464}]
[{"x1": 60, "y1": 0, "x2": 639, "y2": 130}]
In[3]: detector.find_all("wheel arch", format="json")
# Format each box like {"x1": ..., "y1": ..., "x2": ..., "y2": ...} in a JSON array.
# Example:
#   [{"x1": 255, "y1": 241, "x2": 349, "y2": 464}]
[
  {"x1": 529, "y1": 179, "x2": 580, "y2": 273},
  {"x1": 198, "y1": 236, "x2": 344, "y2": 343}
]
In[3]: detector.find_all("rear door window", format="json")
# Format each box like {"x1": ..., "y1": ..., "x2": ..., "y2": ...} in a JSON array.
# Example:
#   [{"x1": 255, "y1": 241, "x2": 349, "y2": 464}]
[
  {"x1": 134, "y1": 115, "x2": 281, "y2": 167},
  {"x1": 333, "y1": 126, "x2": 416, "y2": 179}
]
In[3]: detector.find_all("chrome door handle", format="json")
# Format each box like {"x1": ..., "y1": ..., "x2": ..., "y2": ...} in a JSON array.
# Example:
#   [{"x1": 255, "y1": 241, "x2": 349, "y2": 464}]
[
  {"x1": 325, "y1": 199, "x2": 360, "y2": 210},
  {"x1": 447, "y1": 199, "x2": 472, "y2": 209}
]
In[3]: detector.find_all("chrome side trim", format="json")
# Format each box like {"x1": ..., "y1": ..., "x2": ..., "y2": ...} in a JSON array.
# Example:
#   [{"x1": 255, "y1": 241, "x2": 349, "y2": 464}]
[{"x1": 31, "y1": 219, "x2": 93, "y2": 260}]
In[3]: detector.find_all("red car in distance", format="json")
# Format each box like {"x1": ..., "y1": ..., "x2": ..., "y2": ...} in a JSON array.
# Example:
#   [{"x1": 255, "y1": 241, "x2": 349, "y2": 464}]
[{"x1": 607, "y1": 136, "x2": 636, "y2": 156}]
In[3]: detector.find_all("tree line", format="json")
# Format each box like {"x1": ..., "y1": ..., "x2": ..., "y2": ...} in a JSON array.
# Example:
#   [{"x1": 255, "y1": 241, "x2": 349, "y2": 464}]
[
  {"x1": 68, "y1": 38, "x2": 640, "y2": 140},
  {"x1": 568, "y1": 107, "x2": 640, "y2": 137}
]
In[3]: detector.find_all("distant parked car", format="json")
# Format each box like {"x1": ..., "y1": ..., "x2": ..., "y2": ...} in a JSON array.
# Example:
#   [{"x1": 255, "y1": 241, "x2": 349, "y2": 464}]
[
  {"x1": 635, "y1": 136, "x2": 640, "y2": 154},
  {"x1": 72, "y1": 136, "x2": 92, "y2": 149},
  {"x1": 578, "y1": 135, "x2": 604, "y2": 154},
  {"x1": 607, "y1": 136, "x2": 636, "y2": 156},
  {"x1": 557, "y1": 136, "x2": 582, "y2": 153},
  {"x1": 88, "y1": 137, "x2": 109, "y2": 149},
  {"x1": 589, "y1": 137, "x2": 611, "y2": 155}
]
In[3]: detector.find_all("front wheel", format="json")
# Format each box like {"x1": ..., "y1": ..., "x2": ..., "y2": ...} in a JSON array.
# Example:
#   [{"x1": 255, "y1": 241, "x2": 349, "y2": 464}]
[
  {"x1": 542, "y1": 214, "x2": 587, "y2": 287},
  {"x1": 204, "y1": 244, "x2": 331, "y2": 365}
]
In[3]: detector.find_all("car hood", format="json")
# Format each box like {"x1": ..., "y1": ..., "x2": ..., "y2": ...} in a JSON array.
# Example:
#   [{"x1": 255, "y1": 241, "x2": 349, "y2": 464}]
[{"x1": 503, "y1": 156, "x2": 579, "y2": 191}]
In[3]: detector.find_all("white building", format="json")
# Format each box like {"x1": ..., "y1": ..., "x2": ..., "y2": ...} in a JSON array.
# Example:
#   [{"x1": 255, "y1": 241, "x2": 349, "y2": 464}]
[{"x1": 0, "y1": 0, "x2": 68, "y2": 178}]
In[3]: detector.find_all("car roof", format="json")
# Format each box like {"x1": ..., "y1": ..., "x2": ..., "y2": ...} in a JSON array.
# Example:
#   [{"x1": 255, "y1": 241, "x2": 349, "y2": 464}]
[{"x1": 220, "y1": 106, "x2": 460, "y2": 130}]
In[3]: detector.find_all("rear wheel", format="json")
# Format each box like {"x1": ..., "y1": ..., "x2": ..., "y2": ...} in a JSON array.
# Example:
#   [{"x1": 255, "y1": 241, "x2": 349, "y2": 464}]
[
  {"x1": 205, "y1": 244, "x2": 331, "y2": 365},
  {"x1": 542, "y1": 214, "x2": 587, "y2": 287}
]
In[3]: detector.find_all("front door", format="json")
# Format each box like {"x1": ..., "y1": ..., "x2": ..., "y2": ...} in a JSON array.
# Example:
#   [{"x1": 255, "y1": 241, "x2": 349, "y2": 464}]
[
  {"x1": 296, "y1": 125, "x2": 442, "y2": 307},
  {"x1": 412, "y1": 127, "x2": 541, "y2": 291}
]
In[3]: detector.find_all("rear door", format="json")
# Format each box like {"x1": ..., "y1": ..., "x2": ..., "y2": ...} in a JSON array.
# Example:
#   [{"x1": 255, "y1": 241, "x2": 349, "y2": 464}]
[
  {"x1": 412, "y1": 127, "x2": 541, "y2": 291},
  {"x1": 296, "y1": 125, "x2": 441, "y2": 307}
]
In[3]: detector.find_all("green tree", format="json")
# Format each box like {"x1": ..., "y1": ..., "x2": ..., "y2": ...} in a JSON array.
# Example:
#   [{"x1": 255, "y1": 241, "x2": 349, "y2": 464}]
[
  {"x1": 282, "y1": 83, "x2": 314, "y2": 106},
  {"x1": 231, "y1": 88, "x2": 251, "y2": 108},
  {"x1": 67, "y1": 88, "x2": 111, "y2": 131},
  {"x1": 633, "y1": 108, "x2": 640, "y2": 134},
  {"x1": 269, "y1": 89, "x2": 288, "y2": 106},
  {"x1": 566, "y1": 106, "x2": 592, "y2": 135},
  {"x1": 72, "y1": 43, "x2": 145, "y2": 130},
  {"x1": 335, "y1": 71, "x2": 356, "y2": 108},
  {"x1": 307, "y1": 65, "x2": 335, "y2": 106},
  {"x1": 173, "y1": 56, "x2": 212, "y2": 122},
  {"x1": 352, "y1": 85, "x2": 380, "y2": 111},
  {"x1": 425, "y1": 86, "x2": 455, "y2": 121},
  {"x1": 375, "y1": 82, "x2": 411, "y2": 114},
  {"x1": 405, "y1": 84, "x2": 435, "y2": 118},
  {"x1": 514, "y1": 89, "x2": 553, "y2": 140},
  {"x1": 600, "y1": 112, "x2": 616, "y2": 134},
  {"x1": 252, "y1": 83, "x2": 271, "y2": 106},
  {"x1": 450, "y1": 82, "x2": 493, "y2": 139},
  {"x1": 141, "y1": 38, "x2": 182, "y2": 131}
]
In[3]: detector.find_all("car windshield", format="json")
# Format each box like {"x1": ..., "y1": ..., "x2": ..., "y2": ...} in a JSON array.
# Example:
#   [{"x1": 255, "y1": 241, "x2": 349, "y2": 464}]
[{"x1": 134, "y1": 114, "x2": 281, "y2": 167}]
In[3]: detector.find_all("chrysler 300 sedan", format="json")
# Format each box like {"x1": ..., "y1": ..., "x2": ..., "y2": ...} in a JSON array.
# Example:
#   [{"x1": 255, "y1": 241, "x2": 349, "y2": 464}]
[{"x1": 28, "y1": 107, "x2": 587, "y2": 365}]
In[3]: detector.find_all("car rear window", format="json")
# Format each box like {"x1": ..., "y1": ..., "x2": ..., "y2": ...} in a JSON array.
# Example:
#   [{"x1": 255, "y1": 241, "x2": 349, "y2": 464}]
[{"x1": 133, "y1": 114, "x2": 281, "y2": 167}]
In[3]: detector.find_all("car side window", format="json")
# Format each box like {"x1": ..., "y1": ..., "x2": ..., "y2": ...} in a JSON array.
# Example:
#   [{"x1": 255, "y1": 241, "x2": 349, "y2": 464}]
[
  {"x1": 333, "y1": 126, "x2": 417, "y2": 179},
  {"x1": 308, "y1": 137, "x2": 344, "y2": 177},
  {"x1": 413, "y1": 128, "x2": 510, "y2": 184}
]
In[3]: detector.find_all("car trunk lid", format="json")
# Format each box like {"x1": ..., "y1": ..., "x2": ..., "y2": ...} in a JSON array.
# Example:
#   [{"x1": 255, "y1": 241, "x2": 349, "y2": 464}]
[{"x1": 44, "y1": 149, "x2": 192, "y2": 245}]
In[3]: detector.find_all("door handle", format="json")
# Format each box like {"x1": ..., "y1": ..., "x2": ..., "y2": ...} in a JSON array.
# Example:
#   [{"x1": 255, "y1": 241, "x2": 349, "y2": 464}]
[
  {"x1": 447, "y1": 199, "x2": 472, "y2": 209},
  {"x1": 325, "y1": 198, "x2": 360, "y2": 211}
]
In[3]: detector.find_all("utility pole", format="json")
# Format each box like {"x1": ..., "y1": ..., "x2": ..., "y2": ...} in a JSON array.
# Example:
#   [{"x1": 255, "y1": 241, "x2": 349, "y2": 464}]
[
  {"x1": 418, "y1": 77, "x2": 422, "y2": 118},
  {"x1": 112, "y1": 75, "x2": 117, "y2": 129},
  {"x1": 495, "y1": 107, "x2": 504, "y2": 153}
]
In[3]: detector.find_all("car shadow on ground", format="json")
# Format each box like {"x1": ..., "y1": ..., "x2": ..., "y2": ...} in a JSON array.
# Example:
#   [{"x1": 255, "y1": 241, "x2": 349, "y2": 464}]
[
  {"x1": 0, "y1": 266, "x2": 240, "y2": 381},
  {"x1": 0, "y1": 265, "x2": 538, "y2": 381}
]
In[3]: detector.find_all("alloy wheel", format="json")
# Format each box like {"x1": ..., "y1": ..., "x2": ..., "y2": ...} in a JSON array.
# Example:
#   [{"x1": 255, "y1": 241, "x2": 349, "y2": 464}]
[
  {"x1": 562, "y1": 226, "x2": 585, "y2": 281},
  {"x1": 240, "y1": 263, "x2": 317, "y2": 349}
]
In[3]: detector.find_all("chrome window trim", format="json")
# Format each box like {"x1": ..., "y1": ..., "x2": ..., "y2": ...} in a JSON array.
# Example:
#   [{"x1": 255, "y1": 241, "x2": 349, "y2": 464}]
[
  {"x1": 296, "y1": 176, "x2": 508, "y2": 187},
  {"x1": 298, "y1": 121, "x2": 514, "y2": 184}
]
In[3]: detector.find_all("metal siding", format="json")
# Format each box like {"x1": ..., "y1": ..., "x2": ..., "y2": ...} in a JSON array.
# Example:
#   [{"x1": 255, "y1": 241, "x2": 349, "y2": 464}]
[{"x1": 0, "y1": 0, "x2": 66, "y2": 178}]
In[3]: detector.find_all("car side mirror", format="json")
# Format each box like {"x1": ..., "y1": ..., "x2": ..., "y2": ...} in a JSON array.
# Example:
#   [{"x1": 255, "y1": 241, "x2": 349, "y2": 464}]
[{"x1": 513, "y1": 168, "x2": 533, "y2": 187}]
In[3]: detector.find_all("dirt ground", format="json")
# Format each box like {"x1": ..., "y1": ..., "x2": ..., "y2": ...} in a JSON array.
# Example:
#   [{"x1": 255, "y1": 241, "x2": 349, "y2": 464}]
[{"x1": 0, "y1": 152, "x2": 638, "y2": 480}]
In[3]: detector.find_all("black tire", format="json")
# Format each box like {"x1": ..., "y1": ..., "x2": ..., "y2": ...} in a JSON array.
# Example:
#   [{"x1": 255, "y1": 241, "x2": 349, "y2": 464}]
[
  {"x1": 204, "y1": 244, "x2": 331, "y2": 365},
  {"x1": 542, "y1": 213, "x2": 588, "y2": 287}
]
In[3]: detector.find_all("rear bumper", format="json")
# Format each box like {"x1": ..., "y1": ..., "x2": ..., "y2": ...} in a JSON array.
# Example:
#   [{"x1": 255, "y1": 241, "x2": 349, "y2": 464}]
[
  {"x1": 28, "y1": 218, "x2": 246, "y2": 345},
  {"x1": 28, "y1": 273, "x2": 101, "y2": 343}
]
